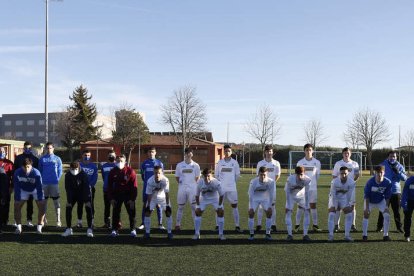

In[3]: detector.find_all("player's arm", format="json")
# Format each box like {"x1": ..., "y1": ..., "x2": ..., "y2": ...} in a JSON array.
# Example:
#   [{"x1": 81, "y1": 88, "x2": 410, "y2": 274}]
[
  {"x1": 332, "y1": 163, "x2": 339, "y2": 179},
  {"x1": 269, "y1": 181, "x2": 275, "y2": 204},
  {"x1": 304, "y1": 183, "x2": 310, "y2": 209},
  {"x1": 347, "y1": 183, "x2": 355, "y2": 207},
  {"x1": 91, "y1": 166, "x2": 98, "y2": 187},
  {"x1": 284, "y1": 181, "x2": 291, "y2": 212},
  {"x1": 235, "y1": 162, "x2": 241, "y2": 182},
  {"x1": 195, "y1": 165, "x2": 201, "y2": 183},
  {"x1": 36, "y1": 173, "x2": 44, "y2": 200},
  {"x1": 248, "y1": 181, "x2": 254, "y2": 208},
  {"x1": 401, "y1": 178, "x2": 411, "y2": 210},
  {"x1": 57, "y1": 157, "x2": 63, "y2": 179},
  {"x1": 329, "y1": 181, "x2": 337, "y2": 206}
]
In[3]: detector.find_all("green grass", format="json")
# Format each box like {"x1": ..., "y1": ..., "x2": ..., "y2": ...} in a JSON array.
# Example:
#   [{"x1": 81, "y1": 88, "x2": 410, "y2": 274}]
[{"x1": 1, "y1": 173, "x2": 414, "y2": 275}]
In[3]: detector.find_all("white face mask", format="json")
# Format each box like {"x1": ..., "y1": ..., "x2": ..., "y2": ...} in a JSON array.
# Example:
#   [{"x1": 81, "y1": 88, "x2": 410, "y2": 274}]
[
  {"x1": 70, "y1": 169, "x2": 79, "y2": 176},
  {"x1": 116, "y1": 162, "x2": 125, "y2": 170}
]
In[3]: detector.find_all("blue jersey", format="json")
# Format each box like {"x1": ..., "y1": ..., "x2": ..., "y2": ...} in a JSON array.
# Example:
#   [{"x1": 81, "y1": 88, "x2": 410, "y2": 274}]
[
  {"x1": 101, "y1": 162, "x2": 116, "y2": 192},
  {"x1": 39, "y1": 154, "x2": 63, "y2": 185},
  {"x1": 13, "y1": 167, "x2": 44, "y2": 200},
  {"x1": 381, "y1": 160, "x2": 407, "y2": 194},
  {"x1": 140, "y1": 158, "x2": 164, "y2": 185},
  {"x1": 364, "y1": 176, "x2": 392, "y2": 204},
  {"x1": 401, "y1": 176, "x2": 414, "y2": 210},
  {"x1": 80, "y1": 162, "x2": 98, "y2": 187}
]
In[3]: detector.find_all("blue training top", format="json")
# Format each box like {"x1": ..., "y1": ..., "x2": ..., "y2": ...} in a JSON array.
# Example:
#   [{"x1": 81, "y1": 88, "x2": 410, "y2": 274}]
[
  {"x1": 364, "y1": 176, "x2": 392, "y2": 204},
  {"x1": 381, "y1": 160, "x2": 407, "y2": 194},
  {"x1": 101, "y1": 162, "x2": 117, "y2": 192},
  {"x1": 140, "y1": 158, "x2": 164, "y2": 185},
  {"x1": 39, "y1": 153, "x2": 63, "y2": 185},
  {"x1": 13, "y1": 167, "x2": 44, "y2": 201},
  {"x1": 80, "y1": 162, "x2": 98, "y2": 187}
]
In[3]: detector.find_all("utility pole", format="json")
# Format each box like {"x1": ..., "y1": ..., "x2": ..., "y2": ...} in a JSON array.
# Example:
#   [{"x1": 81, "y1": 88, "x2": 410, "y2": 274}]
[{"x1": 45, "y1": 0, "x2": 49, "y2": 143}]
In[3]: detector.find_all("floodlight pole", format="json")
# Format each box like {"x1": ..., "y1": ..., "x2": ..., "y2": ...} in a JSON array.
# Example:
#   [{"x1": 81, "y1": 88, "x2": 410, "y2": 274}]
[{"x1": 45, "y1": 0, "x2": 49, "y2": 144}]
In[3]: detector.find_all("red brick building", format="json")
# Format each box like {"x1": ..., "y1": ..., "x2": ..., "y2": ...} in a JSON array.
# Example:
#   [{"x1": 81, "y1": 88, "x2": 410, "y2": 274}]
[{"x1": 80, "y1": 132, "x2": 224, "y2": 170}]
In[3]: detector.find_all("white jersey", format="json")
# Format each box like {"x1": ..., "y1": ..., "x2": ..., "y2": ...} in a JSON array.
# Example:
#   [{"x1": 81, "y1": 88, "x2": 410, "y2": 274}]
[
  {"x1": 248, "y1": 177, "x2": 275, "y2": 202},
  {"x1": 297, "y1": 157, "x2": 320, "y2": 191},
  {"x1": 145, "y1": 175, "x2": 169, "y2": 200},
  {"x1": 175, "y1": 160, "x2": 200, "y2": 187},
  {"x1": 256, "y1": 159, "x2": 281, "y2": 182},
  {"x1": 329, "y1": 177, "x2": 355, "y2": 206},
  {"x1": 196, "y1": 178, "x2": 224, "y2": 201},
  {"x1": 214, "y1": 158, "x2": 240, "y2": 192},
  {"x1": 284, "y1": 174, "x2": 311, "y2": 197},
  {"x1": 332, "y1": 159, "x2": 360, "y2": 180}
]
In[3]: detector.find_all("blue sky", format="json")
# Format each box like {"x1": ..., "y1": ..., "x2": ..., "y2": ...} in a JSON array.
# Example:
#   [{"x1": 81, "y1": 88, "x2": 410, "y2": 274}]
[{"x1": 1, "y1": 1, "x2": 414, "y2": 148}]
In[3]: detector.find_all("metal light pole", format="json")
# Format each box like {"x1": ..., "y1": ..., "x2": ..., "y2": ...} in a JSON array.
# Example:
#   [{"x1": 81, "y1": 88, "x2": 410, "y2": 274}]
[{"x1": 45, "y1": 0, "x2": 49, "y2": 144}]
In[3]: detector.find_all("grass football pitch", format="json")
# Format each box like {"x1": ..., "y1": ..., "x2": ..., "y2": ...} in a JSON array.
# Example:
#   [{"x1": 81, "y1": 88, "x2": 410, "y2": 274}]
[{"x1": 1, "y1": 172, "x2": 414, "y2": 275}]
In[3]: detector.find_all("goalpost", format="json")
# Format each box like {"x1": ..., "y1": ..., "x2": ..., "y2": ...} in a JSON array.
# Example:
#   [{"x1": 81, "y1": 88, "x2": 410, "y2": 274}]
[{"x1": 288, "y1": 151, "x2": 363, "y2": 175}]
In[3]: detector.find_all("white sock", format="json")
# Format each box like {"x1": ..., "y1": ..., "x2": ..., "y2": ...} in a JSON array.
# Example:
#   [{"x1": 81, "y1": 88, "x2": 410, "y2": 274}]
[
  {"x1": 285, "y1": 211, "x2": 292, "y2": 235},
  {"x1": 166, "y1": 216, "x2": 172, "y2": 233},
  {"x1": 217, "y1": 217, "x2": 224, "y2": 235},
  {"x1": 303, "y1": 210, "x2": 310, "y2": 235},
  {"x1": 176, "y1": 205, "x2": 184, "y2": 226},
  {"x1": 248, "y1": 218, "x2": 254, "y2": 234},
  {"x1": 362, "y1": 218, "x2": 369, "y2": 236},
  {"x1": 37, "y1": 224, "x2": 42, "y2": 232},
  {"x1": 144, "y1": 216, "x2": 151, "y2": 234},
  {"x1": 265, "y1": 218, "x2": 272, "y2": 234},
  {"x1": 195, "y1": 216, "x2": 202, "y2": 235},
  {"x1": 352, "y1": 208, "x2": 356, "y2": 225},
  {"x1": 383, "y1": 212, "x2": 390, "y2": 236},
  {"x1": 335, "y1": 210, "x2": 341, "y2": 226},
  {"x1": 328, "y1": 212, "x2": 335, "y2": 236},
  {"x1": 311, "y1": 208, "x2": 318, "y2": 226},
  {"x1": 296, "y1": 207, "x2": 304, "y2": 226},
  {"x1": 17, "y1": 224, "x2": 22, "y2": 232},
  {"x1": 271, "y1": 205, "x2": 276, "y2": 225},
  {"x1": 257, "y1": 207, "x2": 263, "y2": 226},
  {"x1": 233, "y1": 207, "x2": 240, "y2": 227},
  {"x1": 345, "y1": 212, "x2": 352, "y2": 237}
]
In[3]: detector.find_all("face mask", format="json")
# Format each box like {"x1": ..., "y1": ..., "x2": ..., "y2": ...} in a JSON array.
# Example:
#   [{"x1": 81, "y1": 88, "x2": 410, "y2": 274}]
[
  {"x1": 70, "y1": 169, "x2": 79, "y2": 176},
  {"x1": 116, "y1": 162, "x2": 125, "y2": 170},
  {"x1": 0, "y1": 153, "x2": 5, "y2": 159},
  {"x1": 24, "y1": 148, "x2": 31, "y2": 154},
  {"x1": 108, "y1": 156, "x2": 115, "y2": 162},
  {"x1": 83, "y1": 156, "x2": 91, "y2": 161},
  {"x1": 389, "y1": 159, "x2": 396, "y2": 165}
]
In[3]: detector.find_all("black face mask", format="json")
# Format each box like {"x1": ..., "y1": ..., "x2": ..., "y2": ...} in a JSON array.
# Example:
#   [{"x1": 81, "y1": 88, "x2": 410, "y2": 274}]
[{"x1": 108, "y1": 157, "x2": 115, "y2": 162}]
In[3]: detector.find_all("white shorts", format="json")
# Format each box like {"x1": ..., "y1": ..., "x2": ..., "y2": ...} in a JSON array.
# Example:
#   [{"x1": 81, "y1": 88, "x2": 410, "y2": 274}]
[
  {"x1": 150, "y1": 197, "x2": 167, "y2": 211},
  {"x1": 43, "y1": 184, "x2": 60, "y2": 198},
  {"x1": 250, "y1": 199, "x2": 271, "y2": 211},
  {"x1": 285, "y1": 193, "x2": 306, "y2": 210},
  {"x1": 223, "y1": 191, "x2": 238, "y2": 205},
  {"x1": 19, "y1": 189, "x2": 43, "y2": 201},
  {"x1": 364, "y1": 199, "x2": 388, "y2": 213},
  {"x1": 199, "y1": 198, "x2": 221, "y2": 211},
  {"x1": 309, "y1": 190, "x2": 317, "y2": 204},
  {"x1": 177, "y1": 186, "x2": 196, "y2": 205},
  {"x1": 328, "y1": 193, "x2": 355, "y2": 210}
]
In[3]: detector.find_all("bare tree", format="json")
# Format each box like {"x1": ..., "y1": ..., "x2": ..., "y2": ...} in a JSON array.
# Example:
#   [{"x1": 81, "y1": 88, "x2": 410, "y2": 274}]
[
  {"x1": 161, "y1": 86, "x2": 207, "y2": 156},
  {"x1": 346, "y1": 108, "x2": 391, "y2": 174},
  {"x1": 343, "y1": 125, "x2": 361, "y2": 149},
  {"x1": 303, "y1": 119, "x2": 327, "y2": 150},
  {"x1": 54, "y1": 108, "x2": 79, "y2": 162},
  {"x1": 403, "y1": 130, "x2": 414, "y2": 172},
  {"x1": 111, "y1": 105, "x2": 150, "y2": 165},
  {"x1": 245, "y1": 104, "x2": 281, "y2": 151}
]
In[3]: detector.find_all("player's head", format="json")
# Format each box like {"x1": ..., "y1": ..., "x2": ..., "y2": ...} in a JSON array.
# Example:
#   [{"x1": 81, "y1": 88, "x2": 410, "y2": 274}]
[
  {"x1": 147, "y1": 147, "x2": 156, "y2": 159},
  {"x1": 45, "y1": 142, "x2": 54, "y2": 155},
  {"x1": 69, "y1": 161, "x2": 80, "y2": 175},
  {"x1": 108, "y1": 150, "x2": 116, "y2": 162},
  {"x1": 82, "y1": 150, "x2": 92, "y2": 162},
  {"x1": 295, "y1": 166, "x2": 305, "y2": 180},
  {"x1": 23, "y1": 141, "x2": 32, "y2": 154},
  {"x1": 264, "y1": 145, "x2": 274, "y2": 159},
  {"x1": 303, "y1": 143, "x2": 313, "y2": 157},
  {"x1": 184, "y1": 148, "x2": 193, "y2": 160},
  {"x1": 202, "y1": 168, "x2": 213, "y2": 182},
  {"x1": 387, "y1": 150, "x2": 397, "y2": 164},
  {"x1": 224, "y1": 145, "x2": 232, "y2": 158},
  {"x1": 22, "y1": 158, "x2": 33, "y2": 175},
  {"x1": 0, "y1": 147, "x2": 6, "y2": 159},
  {"x1": 154, "y1": 165, "x2": 163, "y2": 182},
  {"x1": 258, "y1": 166, "x2": 268, "y2": 181},
  {"x1": 339, "y1": 166, "x2": 349, "y2": 181},
  {"x1": 116, "y1": 154, "x2": 126, "y2": 169},
  {"x1": 374, "y1": 165, "x2": 385, "y2": 181},
  {"x1": 342, "y1": 147, "x2": 351, "y2": 161}
]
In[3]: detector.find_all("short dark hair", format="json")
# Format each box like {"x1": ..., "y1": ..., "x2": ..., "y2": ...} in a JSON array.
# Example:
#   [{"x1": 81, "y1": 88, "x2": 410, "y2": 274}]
[
  {"x1": 375, "y1": 165, "x2": 385, "y2": 173},
  {"x1": 388, "y1": 150, "x2": 397, "y2": 156},
  {"x1": 202, "y1": 168, "x2": 213, "y2": 176},
  {"x1": 146, "y1": 147, "x2": 156, "y2": 152},
  {"x1": 24, "y1": 141, "x2": 32, "y2": 147},
  {"x1": 224, "y1": 145, "x2": 231, "y2": 150},
  {"x1": 82, "y1": 150, "x2": 91, "y2": 154},
  {"x1": 339, "y1": 166, "x2": 349, "y2": 172},
  {"x1": 70, "y1": 162, "x2": 80, "y2": 169},
  {"x1": 46, "y1": 142, "x2": 54, "y2": 148},
  {"x1": 258, "y1": 166, "x2": 268, "y2": 173},
  {"x1": 264, "y1": 145, "x2": 273, "y2": 151},
  {"x1": 342, "y1": 147, "x2": 350, "y2": 153},
  {"x1": 154, "y1": 165, "x2": 162, "y2": 172},
  {"x1": 23, "y1": 158, "x2": 33, "y2": 166},
  {"x1": 295, "y1": 166, "x2": 305, "y2": 174},
  {"x1": 184, "y1": 148, "x2": 193, "y2": 154},
  {"x1": 304, "y1": 143, "x2": 313, "y2": 150}
]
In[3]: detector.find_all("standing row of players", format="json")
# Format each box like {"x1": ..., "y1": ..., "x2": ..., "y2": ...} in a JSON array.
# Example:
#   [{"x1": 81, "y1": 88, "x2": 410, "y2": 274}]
[{"x1": 1, "y1": 142, "x2": 413, "y2": 242}]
